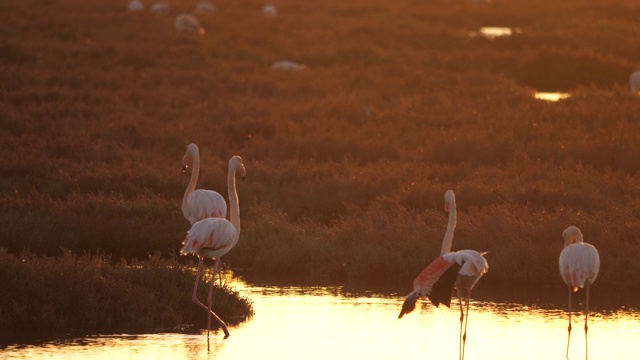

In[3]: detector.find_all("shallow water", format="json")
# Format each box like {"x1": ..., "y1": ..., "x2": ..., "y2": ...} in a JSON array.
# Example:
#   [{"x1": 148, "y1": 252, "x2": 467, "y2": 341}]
[
  {"x1": 468, "y1": 27, "x2": 520, "y2": 39},
  {"x1": 534, "y1": 91, "x2": 571, "y2": 102},
  {"x1": 2, "y1": 278, "x2": 639, "y2": 360}
]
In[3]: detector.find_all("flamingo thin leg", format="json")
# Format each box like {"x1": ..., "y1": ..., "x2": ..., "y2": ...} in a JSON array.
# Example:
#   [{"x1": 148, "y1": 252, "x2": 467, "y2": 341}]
[
  {"x1": 215, "y1": 258, "x2": 223, "y2": 285},
  {"x1": 191, "y1": 258, "x2": 230, "y2": 339},
  {"x1": 457, "y1": 287, "x2": 464, "y2": 360},
  {"x1": 566, "y1": 286, "x2": 572, "y2": 360},
  {"x1": 207, "y1": 267, "x2": 215, "y2": 338},
  {"x1": 585, "y1": 283, "x2": 590, "y2": 360},
  {"x1": 461, "y1": 289, "x2": 471, "y2": 360}
]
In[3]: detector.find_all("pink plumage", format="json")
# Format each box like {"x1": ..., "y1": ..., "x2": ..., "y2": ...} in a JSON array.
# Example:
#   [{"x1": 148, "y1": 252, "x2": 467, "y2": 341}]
[
  {"x1": 412, "y1": 256, "x2": 455, "y2": 295},
  {"x1": 559, "y1": 242, "x2": 600, "y2": 291},
  {"x1": 181, "y1": 217, "x2": 238, "y2": 257},
  {"x1": 181, "y1": 143, "x2": 227, "y2": 225},
  {"x1": 184, "y1": 189, "x2": 227, "y2": 225},
  {"x1": 558, "y1": 225, "x2": 600, "y2": 359}
]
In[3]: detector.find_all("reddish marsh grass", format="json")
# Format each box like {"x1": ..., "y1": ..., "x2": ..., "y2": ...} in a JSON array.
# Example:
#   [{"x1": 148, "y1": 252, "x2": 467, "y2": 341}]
[
  {"x1": 0, "y1": 249, "x2": 253, "y2": 337},
  {"x1": 1, "y1": 0, "x2": 640, "y2": 299}
]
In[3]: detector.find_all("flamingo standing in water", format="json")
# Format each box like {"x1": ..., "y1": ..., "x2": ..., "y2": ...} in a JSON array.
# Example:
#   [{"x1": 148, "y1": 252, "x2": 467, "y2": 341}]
[
  {"x1": 181, "y1": 155, "x2": 245, "y2": 339},
  {"x1": 399, "y1": 190, "x2": 488, "y2": 360},
  {"x1": 182, "y1": 143, "x2": 227, "y2": 225},
  {"x1": 559, "y1": 226, "x2": 600, "y2": 360},
  {"x1": 182, "y1": 144, "x2": 228, "y2": 285}
]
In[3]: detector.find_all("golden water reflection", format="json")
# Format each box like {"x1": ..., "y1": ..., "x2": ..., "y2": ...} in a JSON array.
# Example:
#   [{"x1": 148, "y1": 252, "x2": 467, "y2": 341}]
[
  {"x1": 534, "y1": 91, "x2": 571, "y2": 101},
  {"x1": 468, "y1": 27, "x2": 521, "y2": 39},
  {"x1": 3, "y1": 279, "x2": 639, "y2": 360}
]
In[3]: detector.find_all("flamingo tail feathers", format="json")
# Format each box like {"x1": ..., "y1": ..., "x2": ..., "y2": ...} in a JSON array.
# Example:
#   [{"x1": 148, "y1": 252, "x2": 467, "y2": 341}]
[{"x1": 398, "y1": 292, "x2": 419, "y2": 319}]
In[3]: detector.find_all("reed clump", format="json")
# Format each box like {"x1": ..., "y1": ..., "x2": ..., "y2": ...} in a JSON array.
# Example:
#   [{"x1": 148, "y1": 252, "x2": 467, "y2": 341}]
[{"x1": 0, "y1": 248, "x2": 253, "y2": 338}]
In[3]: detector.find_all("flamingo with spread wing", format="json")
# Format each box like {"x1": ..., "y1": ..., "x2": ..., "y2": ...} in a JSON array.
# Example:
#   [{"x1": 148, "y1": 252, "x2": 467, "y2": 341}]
[{"x1": 399, "y1": 190, "x2": 488, "y2": 360}]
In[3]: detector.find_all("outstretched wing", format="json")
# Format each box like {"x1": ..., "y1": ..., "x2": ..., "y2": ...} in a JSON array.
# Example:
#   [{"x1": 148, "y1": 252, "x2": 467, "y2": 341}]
[
  {"x1": 399, "y1": 256, "x2": 461, "y2": 318},
  {"x1": 428, "y1": 262, "x2": 462, "y2": 307},
  {"x1": 413, "y1": 256, "x2": 461, "y2": 308}
]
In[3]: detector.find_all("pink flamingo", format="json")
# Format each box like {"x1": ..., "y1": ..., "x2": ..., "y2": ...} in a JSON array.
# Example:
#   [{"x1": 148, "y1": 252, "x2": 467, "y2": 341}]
[
  {"x1": 559, "y1": 226, "x2": 600, "y2": 360},
  {"x1": 181, "y1": 155, "x2": 245, "y2": 339},
  {"x1": 182, "y1": 143, "x2": 227, "y2": 225},
  {"x1": 399, "y1": 190, "x2": 488, "y2": 360}
]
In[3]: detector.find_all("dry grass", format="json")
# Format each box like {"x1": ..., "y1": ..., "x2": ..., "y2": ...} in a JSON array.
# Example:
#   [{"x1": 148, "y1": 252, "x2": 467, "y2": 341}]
[{"x1": 1, "y1": 0, "x2": 640, "y2": 300}]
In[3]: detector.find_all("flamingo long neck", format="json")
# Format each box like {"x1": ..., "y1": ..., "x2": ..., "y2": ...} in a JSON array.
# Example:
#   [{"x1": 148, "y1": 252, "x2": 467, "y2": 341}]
[
  {"x1": 440, "y1": 200, "x2": 456, "y2": 255},
  {"x1": 181, "y1": 148, "x2": 199, "y2": 218},
  {"x1": 228, "y1": 163, "x2": 240, "y2": 238}
]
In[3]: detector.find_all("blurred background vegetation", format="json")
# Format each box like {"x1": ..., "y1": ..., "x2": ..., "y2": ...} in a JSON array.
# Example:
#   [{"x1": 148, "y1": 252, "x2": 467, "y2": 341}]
[{"x1": 1, "y1": 0, "x2": 640, "y2": 307}]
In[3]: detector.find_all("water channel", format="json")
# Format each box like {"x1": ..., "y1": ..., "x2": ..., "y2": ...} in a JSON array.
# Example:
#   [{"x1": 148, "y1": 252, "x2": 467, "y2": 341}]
[{"x1": 2, "y1": 277, "x2": 639, "y2": 360}]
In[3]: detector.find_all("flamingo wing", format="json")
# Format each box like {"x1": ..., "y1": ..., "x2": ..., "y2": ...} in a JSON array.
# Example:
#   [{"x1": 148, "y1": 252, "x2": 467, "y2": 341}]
[
  {"x1": 399, "y1": 256, "x2": 462, "y2": 318},
  {"x1": 559, "y1": 243, "x2": 600, "y2": 290},
  {"x1": 444, "y1": 250, "x2": 489, "y2": 277},
  {"x1": 412, "y1": 256, "x2": 462, "y2": 308},
  {"x1": 180, "y1": 218, "x2": 237, "y2": 257},
  {"x1": 429, "y1": 261, "x2": 462, "y2": 307}
]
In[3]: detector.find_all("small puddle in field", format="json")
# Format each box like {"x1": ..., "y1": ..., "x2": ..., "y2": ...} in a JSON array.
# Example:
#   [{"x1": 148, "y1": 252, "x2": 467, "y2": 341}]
[
  {"x1": 533, "y1": 92, "x2": 571, "y2": 102},
  {"x1": 468, "y1": 27, "x2": 520, "y2": 39}
]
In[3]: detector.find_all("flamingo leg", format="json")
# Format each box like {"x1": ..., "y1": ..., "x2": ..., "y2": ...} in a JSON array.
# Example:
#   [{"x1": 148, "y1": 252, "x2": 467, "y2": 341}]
[
  {"x1": 207, "y1": 267, "x2": 215, "y2": 338},
  {"x1": 461, "y1": 289, "x2": 471, "y2": 360},
  {"x1": 191, "y1": 257, "x2": 230, "y2": 339},
  {"x1": 207, "y1": 258, "x2": 223, "y2": 337},
  {"x1": 566, "y1": 285, "x2": 572, "y2": 360},
  {"x1": 457, "y1": 287, "x2": 464, "y2": 360},
  {"x1": 584, "y1": 283, "x2": 590, "y2": 360},
  {"x1": 216, "y1": 258, "x2": 223, "y2": 285}
]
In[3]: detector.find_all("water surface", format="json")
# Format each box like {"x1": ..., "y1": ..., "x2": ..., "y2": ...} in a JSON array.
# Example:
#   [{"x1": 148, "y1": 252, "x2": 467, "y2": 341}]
[
  {"x1": 534, "y1": 91, "x2": 571, "y2": 102},
  {"x1": 468, "y1": 27, "x2": 520, "y2": 39},
  {"x1": 3, "y1": 278, "x2": 639, "y2": 360}
]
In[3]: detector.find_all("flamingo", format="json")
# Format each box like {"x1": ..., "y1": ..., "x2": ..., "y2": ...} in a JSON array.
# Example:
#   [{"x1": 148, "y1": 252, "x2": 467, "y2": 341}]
[
  {"x1": 181, "y1": 155, "x2": 246, "y2": 339},
  {"x1": 263, "y1": 4, "x2": 277, "y2": 17},
  {"x1": 149, "y1": 1, "x2": 169, "y2": 15},
  {"x1": 629, "y1": 70, "x2": 640, "y2": 94},
  {"x1": 182, "y1": 143, "x2": 227, "y2": 226},
  {"x1": 194, "y1": 1, "x2": 216, "y2": 14},
  {"x1": 559, "y1": 226, "x2": 600, "y2": 360},
  {"x1": 399, "y1": 190, "x2": 488, "y2": 360},
  {"x1": 127, "y1": 0, "x2": 144, "y2": 12},
  {"x1": 271, "y1": 60, "x2": 307, "y2": 72},
  {"x1": 175, "y1": 14, "x2": 205, "y2": 35},
  {"x1": 182, "y1": 144, "x2": 228, "y2": 285}
]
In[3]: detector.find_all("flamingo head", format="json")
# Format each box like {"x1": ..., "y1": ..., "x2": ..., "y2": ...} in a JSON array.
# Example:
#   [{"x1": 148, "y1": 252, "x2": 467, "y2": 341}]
[
  {"x1": 444, "y1": 190, "x2": 455, "y2": 213},
  {"x1": 230, "y1": 156, "x2": 246, "y2": 181},
  {"x1": 182, "y1": 144, "x2": 198, "y2": 172},
  {"x1": 181, "y1": 156, "x2": 191, "y2": 173},
  {"x1": 562, "y1": 226, "x2": 584, "y2": 247}
]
